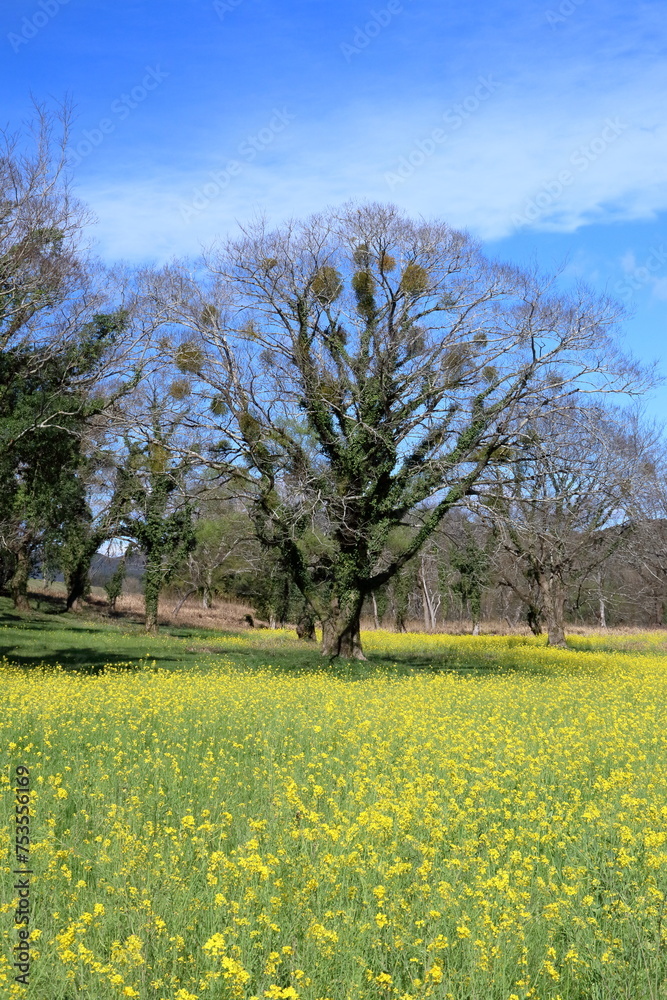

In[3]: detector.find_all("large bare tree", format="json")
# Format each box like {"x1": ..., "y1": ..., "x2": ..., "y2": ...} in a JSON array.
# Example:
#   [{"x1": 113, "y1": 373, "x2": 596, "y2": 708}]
[
  {"x1": 479, "y1": 406, "x2": 650, "y2": 645},
  {"x1": 150, "y1": 203, "x2": 645, "y2": 657}
]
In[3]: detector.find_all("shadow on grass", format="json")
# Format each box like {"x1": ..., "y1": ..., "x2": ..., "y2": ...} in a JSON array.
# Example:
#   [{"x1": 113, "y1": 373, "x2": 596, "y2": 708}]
[
  {"x1": 201, "y1": 643, "x2": 504, "y2": 680},
  {"x1": 1, "y1": 595, "x2": 580, "y2": 679},
  {"x1": 0, "y1": 644, "x2": 139, "y2": 675},
  {"x1": 0, "y1": 595, "x2": 218, "y2": 675},
  {"x1": 0, "y1": 637, "x2": 218, "y2": 675}
]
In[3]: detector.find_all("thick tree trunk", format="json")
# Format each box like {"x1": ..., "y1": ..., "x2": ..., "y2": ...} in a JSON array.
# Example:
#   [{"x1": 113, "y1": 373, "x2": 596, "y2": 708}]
[
  {"x1": 10, "y1": 546, "x2": 31, "y2": 611},
  {"x1": 321, "y1": 598, "x2": 366, "y2": 659},
  {"x1": 66, "y1": 559, "x2": 90, "y2": 611},
  {"x1": 296, "y1": 617, "x2": 316, "y2": 641},
  {"x1": 322, "y1": 620, "x2": 366, "y2": 658},
  {"x1": 145, "y1": 600, "x2": 159, "y2": 634},
  {"x1": 539, "y1": 576, "x2": 566, "y2": 647},
  {"x1": 526, "y1": 603, "x2": 543, "y2": 635}
]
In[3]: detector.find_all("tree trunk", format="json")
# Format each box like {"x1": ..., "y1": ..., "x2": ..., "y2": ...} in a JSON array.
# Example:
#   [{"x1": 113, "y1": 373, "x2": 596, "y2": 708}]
[
  {"x1": 65, "y1": 556, "x2": 91, "y2": 611},
  {"x1": 10, "y1": 546, "x2": 31, "y2": 611},
  {"x1": 526, "y1": 603, "x2": 543, "y2": 635},
  {"x1": 422, "y1": 570, "x2": 430, "y2": 632},
  {"x1": 172, "y1": 587, "x2": 196, "y2": 616},
  {"x1": 594, "y1": 571, "x2": 607, "y2": 628},
  {"x1": 419, "y1": 556, "x2": 440, "y2": 632},
  {"x1": 145, "y1": 599, "x2": 159, "y2": 634},
  {"x1": 371, "y1": 592, "x2": 380, "y2": 630},
  {"x1": 322, "y1": 620, "x2": 366, "y2": 659},
  {"x1": 470, "y1": 592, "x2": 481, "y2": 636},
  {"x1": 539, "y1": 576, "x2": 566, "y2": 647},
  {"x1": 296, "y1": 617, "x2": 316, "y2": 641},
  {"x1": 144, "y1": 554, "x2": 161, "y2": 634},
  {"x1": 321, "y1": 599, "x2": 366, "y2": 659}
]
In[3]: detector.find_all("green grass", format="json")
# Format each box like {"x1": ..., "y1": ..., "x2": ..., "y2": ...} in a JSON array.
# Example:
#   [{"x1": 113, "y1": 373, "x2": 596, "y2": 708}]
[
  {"x1": 0, "y1": 595, "x2": 223, "y2": 674},
  {"x1": 0, "y1": 595, "x2": 500, "y2": 678}
]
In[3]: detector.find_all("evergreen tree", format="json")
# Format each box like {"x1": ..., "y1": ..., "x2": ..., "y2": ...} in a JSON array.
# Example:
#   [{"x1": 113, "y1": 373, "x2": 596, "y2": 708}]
[
  {"x1": 116, "y1": 432, "x2": 196, "y2": 634},
  {"x1": 0, "y1": 313, "x2": 125, "y2": 609},
  {"x1": 451, "y1": 529, "x2": 491, "y2": 634}
]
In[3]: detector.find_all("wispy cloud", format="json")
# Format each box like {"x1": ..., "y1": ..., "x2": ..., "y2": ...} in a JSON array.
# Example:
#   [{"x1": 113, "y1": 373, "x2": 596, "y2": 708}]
[{"x1": 72, "y1": 5, "x2": 667, "y2": 262}]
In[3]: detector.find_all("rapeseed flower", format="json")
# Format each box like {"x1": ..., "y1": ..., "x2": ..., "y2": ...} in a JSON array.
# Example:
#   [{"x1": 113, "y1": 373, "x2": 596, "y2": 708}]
[{"x1": 2, "y1": 629, "x2": 667, "y2": 998}]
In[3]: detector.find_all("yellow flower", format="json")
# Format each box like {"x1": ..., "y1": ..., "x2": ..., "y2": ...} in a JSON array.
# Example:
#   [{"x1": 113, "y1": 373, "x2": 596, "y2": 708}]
[
  {"x1": 544, "y1": 960, "x2": 560, "y2": 981},
  {"x1": 202, "y1": 933, "x2": 226, "y2": 956},
  {"x1": 427, "y1": 964, "x2": 443, "y2": 983}
]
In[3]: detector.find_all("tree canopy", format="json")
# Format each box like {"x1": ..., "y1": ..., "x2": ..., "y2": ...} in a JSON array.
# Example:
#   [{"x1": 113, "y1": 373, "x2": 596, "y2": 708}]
[{"x1": 149, "y1": 203, "x2": 645, "y2": 656}]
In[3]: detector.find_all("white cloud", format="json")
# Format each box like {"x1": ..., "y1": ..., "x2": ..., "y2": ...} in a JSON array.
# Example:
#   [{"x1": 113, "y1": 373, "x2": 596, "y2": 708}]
[{"x1": 79, "y1": 47, "x2": 667, "y2": 261}]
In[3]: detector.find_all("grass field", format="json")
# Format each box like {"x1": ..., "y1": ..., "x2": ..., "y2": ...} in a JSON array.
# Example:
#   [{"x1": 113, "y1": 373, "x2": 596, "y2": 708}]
[{"x1": 2, "y1": 601, "x2": 667, "y2": 999}]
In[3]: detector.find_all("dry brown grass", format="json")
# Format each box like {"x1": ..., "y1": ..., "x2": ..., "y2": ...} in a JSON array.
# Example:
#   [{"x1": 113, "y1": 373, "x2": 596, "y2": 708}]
[
  {"x1": 26, "y1": 579, "x2": 665, "y2": 636},
  {"x1": 112, "y1": 592, "x2": 256, "y2": 630},
  {"x1": 27, "y1": 579, "x2": 256, "y2": 631}
]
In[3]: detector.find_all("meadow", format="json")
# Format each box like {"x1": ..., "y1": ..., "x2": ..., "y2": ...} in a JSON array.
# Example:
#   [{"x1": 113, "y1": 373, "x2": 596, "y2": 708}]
[{"x1": 1, "y1": 603, "x2": 667, "y2": 1000}]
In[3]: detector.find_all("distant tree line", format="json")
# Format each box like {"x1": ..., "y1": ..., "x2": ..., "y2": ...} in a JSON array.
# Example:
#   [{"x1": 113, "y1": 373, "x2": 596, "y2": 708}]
[{"x1": 1, "y1": 105, "x2": 663, "y2": 655}]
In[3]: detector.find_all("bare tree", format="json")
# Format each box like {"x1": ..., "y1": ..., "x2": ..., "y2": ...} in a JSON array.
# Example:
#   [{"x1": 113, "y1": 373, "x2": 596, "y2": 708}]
[
  {"x1": 417, "y1": 549, "x2": 441, "y2": 632},
  {"x1": 149, "y1": 203, "x2": 646, "y2": 658},
  {"x1": 619, "y1": 440, "x2": 667, "y2": 624},
  {"x1": 0, "y1": 101, "x2": 91, "y2": 353},
  {"x1": 480, "y1": 406, "x2": 649, "y2": 645},
  {"x1": 170, "y1": 490, "x2": 259, "y2": 612}
]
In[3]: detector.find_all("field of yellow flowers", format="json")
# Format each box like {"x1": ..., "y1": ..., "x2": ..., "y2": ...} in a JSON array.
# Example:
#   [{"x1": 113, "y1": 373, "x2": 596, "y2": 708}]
[{"x1": 2, "y1": 630, "x2": 667, "y2": 1000}]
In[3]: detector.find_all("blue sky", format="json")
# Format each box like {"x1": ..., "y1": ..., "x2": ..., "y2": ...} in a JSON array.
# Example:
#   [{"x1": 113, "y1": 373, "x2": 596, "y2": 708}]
[{"x1": 2, "y1": 0, "x2": 666, "y2": 415}]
